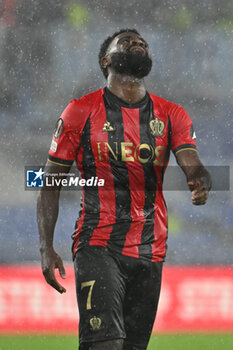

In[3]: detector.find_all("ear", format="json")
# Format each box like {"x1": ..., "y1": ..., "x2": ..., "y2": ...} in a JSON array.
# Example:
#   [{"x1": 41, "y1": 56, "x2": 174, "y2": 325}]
[{"x1": 101, "y1": 56, "x2": 111, "y2": 69}]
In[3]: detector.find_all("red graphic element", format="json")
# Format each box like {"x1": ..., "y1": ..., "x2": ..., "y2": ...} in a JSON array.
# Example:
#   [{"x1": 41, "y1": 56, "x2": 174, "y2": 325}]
[{"x1": 0, "y1": 265, "x2": 233, "y2": 333}]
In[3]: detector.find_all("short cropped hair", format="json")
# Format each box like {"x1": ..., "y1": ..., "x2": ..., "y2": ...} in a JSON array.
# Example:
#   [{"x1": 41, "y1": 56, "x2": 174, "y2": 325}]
[{"x1": 98, "y1": 28, "x2": 140, "y2": 79}]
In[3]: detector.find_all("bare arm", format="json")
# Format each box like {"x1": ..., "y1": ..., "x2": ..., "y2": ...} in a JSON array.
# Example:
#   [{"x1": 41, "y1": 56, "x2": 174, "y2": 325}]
[
  {"x1": 175, "y1": 149, "x2": 211, "y2": 205},
  {"x1": 37, "y1": 160, "x2": 71, "y2": 293}
]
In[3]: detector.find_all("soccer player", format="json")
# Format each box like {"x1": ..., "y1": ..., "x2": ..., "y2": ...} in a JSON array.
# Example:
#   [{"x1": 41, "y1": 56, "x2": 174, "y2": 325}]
[{"x1": 37, "y1": 29, "x2": 211, "y2": 350}]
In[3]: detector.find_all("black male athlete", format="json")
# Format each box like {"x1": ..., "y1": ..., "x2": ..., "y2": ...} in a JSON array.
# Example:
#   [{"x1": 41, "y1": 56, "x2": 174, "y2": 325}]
[{"x1": 37, "y1": 29, "x2": 211, "y2": 350}]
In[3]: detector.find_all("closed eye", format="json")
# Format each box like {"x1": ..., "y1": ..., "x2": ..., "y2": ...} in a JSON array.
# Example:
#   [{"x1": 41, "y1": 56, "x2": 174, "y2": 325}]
[{"x1": 119, "y1": 38, "x2": 130, "y2": 44}]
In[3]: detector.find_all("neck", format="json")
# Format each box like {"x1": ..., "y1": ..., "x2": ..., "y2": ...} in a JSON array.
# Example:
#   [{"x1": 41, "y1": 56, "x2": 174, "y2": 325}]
[{"x1": 106, "y1": 72, "x2": 146, "y2": 104}]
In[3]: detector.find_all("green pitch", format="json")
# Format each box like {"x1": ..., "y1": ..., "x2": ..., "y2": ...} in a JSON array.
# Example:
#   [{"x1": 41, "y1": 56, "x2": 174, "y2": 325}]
[{"x1": 0, "y1": 334, "x2": 233, "y2": 350}]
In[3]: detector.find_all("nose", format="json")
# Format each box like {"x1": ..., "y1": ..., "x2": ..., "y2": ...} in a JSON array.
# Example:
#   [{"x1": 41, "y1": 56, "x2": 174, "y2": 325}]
[{"x1": 130, "y1": 37, "x2": 145, "y2": 48}]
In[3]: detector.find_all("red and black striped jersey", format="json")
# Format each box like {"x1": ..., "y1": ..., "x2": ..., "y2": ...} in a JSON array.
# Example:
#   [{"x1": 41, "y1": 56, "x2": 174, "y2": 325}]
[{"x1": 48, "y1": 88, "x2": 197, "y2": 262}]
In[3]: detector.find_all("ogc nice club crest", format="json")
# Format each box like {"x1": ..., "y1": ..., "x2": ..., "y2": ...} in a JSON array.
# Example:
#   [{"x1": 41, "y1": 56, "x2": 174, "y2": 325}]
[
  {"x1": 90, "y1": 316, "x2": 101, "y2": 331},
  {"x1": 150, "y1": 118, "x2": 165, "y2": 137}
]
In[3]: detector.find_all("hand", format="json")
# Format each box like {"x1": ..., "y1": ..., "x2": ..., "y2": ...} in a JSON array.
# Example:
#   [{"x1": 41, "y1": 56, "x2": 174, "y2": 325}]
[
  {"x1": 41, "y1": 248, "x2": 66, "y2": 294},
  {"x1": 188, "y1": 178, "x2": 209, "y2": 205}
]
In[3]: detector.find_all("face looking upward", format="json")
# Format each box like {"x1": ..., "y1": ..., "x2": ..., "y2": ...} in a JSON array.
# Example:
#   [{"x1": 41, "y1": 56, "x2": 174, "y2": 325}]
[
  {"x1": 102, "y1": 32, "x2": 153, "y2": 79},
  {"x1": 108, "y1": 32, "x2": 150, "y2": 56}
]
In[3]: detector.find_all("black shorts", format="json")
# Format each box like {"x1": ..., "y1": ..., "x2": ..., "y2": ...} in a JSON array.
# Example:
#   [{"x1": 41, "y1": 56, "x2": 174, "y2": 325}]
[{"x1": 74, "y1": 246, "x2": 162, "y2": 350}]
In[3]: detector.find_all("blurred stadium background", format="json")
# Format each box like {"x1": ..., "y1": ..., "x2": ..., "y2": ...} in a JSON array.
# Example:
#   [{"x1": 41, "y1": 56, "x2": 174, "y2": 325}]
[{"x1": 0, "y1": 0, "x2": 233, "y2": 349}]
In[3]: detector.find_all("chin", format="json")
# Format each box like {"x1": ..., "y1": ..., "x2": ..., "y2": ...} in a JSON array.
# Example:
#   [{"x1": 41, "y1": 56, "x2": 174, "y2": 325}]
[{"x1": 110, "y1": 51, "x2": 152, "y2": 79}]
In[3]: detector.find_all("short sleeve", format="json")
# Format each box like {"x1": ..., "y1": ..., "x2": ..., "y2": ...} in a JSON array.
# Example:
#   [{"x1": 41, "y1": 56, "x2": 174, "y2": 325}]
[
  {"x1": 48, "y1": 100, "x2": 84, "y2": 166},
  {"x1": 170, "y1": 104, "x2": 197, "y2": 155}
]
